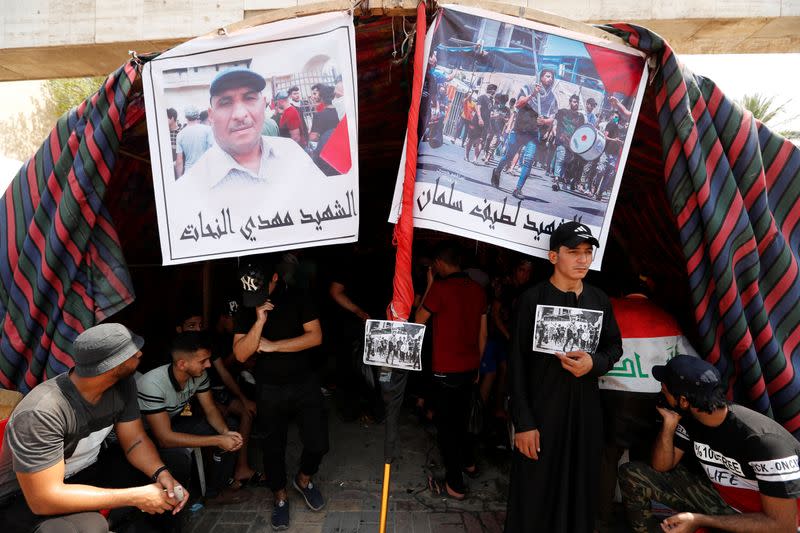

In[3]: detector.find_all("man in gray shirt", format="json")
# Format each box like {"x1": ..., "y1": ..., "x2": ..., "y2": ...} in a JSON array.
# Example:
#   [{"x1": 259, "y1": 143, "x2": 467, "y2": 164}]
[
  {"x1": 0, "y1": 323, "x2": 188, "y2": 533},
  {"x1": 175, "y1": 105, "x2": 214, "y2": 179}
]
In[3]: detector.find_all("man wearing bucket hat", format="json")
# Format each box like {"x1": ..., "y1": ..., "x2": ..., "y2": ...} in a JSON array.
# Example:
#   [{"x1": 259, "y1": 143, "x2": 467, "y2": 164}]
[
  {"x1": 505, "y1": 221, "x2": 622, "y2": 532},
  {"x1": 619, "y1": 354, "x2": 800, "y2": 532},
  {"x1": 177, "y1": 67, "x2": 323, "y2": 192},
  {"x1": 0, "y1": 323, "x2": 188, "y2": 533}
]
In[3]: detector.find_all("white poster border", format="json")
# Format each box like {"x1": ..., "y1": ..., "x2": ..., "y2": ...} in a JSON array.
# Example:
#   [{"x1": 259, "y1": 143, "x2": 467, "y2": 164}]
[{"x1": 143, "y1": 12, "x2": 359, "y2": 265}]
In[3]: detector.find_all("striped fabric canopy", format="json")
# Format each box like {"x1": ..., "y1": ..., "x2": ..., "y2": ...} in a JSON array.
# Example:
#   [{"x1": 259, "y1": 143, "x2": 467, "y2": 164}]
[
  {"x1": 605, "y1": 24, "x2": 800, "y2": 437},
  {"x1": 0, "y1": 63, "x2": 138, "y2": 392},
  {"x1": 0, "y1": 20, "x2": 799, "y2": 442}
]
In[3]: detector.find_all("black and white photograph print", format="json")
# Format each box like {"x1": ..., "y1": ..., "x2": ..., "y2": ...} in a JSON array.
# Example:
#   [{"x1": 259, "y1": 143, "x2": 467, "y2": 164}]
[
  {"x1": 363, "y1": 320, "x2": 425, "y2": 371},
  {"x1": 533, "y1": 305, "x2": 603, "y2": 355}
]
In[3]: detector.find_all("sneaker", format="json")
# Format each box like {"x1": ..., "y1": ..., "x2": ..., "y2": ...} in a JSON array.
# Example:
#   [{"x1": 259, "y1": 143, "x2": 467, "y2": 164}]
[
  {"x1": 293, "y1": 476, "x2": 325, "y2": 511},
  {"x1": 271, "y1": 499, "x2": 289, "y2": 531},
  {"x1": 512, "y1": 188, "x2": 524, "y2": 199}
]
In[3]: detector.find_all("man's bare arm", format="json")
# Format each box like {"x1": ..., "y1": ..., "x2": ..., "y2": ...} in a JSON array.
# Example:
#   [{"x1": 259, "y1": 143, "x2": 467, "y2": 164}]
[
  {"x1": 145, "y1": 411, "x2": 224, "y2": 449},
  {"x1": 233, "y1": 303, "x2": 271, "y2": 362},
  {"x1": 16, "y1": 461, "x2": 172, "y2": 516},
  {"x1": 665, "y1": 494, "x2": 796, "y2": 533},
  {"x1": 651, "y1": 408, "x2": 684, "y2": 472}
]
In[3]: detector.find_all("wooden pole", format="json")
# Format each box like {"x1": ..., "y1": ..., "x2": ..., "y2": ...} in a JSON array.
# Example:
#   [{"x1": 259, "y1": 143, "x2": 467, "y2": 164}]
[{"x1": 379, "y1": 462, "x2": 392, "y2": 533}]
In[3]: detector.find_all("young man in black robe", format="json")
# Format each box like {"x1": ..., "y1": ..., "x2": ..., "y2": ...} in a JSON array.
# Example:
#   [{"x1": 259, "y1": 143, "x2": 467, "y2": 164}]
[{"x1": 506, "y1": 222, "x2": 622, "y2": 532}]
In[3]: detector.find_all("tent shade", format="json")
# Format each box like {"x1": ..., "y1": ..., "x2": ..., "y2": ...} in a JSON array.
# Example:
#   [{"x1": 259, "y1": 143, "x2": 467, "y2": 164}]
[{"x1": 1, "y1": 13, "x2": 800, "y2": 441}]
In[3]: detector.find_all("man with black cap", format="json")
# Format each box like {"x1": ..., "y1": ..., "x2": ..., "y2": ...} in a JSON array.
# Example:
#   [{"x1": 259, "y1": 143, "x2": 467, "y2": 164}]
[
  {"x1": 0, "y1": 323, "x2": 188, "y2": 533},
  {"x1": 619, "y1": 355, "x2": 800, "y2": 532},
  {"x1": 505, "y1": 221, "x2": 622, "y2": 532},
  {"x1": 232, "y1": 260, "x2": 327, "y2": 531},
  {"x1": 177, "y1": 67, "x2": 323, "y2": 190}
]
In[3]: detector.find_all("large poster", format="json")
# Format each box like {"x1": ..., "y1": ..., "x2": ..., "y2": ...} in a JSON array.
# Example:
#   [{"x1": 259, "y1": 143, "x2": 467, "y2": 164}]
[
  {"x1": 390, "y1": 5, "x2": 647, "y2": 268},
  {"x1": 143, "y1": 12, "x2": 359, "y2": 265}
]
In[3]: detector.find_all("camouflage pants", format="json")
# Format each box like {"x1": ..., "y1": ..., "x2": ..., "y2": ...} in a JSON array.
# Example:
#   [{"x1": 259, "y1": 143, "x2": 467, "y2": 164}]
[{"x1": 619, "y1": 461, "x2": 736, "y2": 533}]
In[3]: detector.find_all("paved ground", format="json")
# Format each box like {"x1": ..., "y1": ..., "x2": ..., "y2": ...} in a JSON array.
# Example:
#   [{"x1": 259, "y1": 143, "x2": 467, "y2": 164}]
[
  {"x1": 416, "y1": 135, "x2": 612, "y2": 228},
  {"x1": 181, "y1": 397, "x2": 631, "y2": 532},
  {"x1": 183, "y1": 401, "x2": 510, "y2": 533}
]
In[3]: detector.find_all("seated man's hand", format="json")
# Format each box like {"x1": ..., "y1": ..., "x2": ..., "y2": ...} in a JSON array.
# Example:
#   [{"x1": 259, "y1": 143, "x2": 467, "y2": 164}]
[
  {"x1": 661, "y1": 512, "x2": 697, "y2": 533},
  {"x1": 135, "y1": 484, "x2": 176, "y2": 515},
  {"x1": 556, "y1": 351, "x2": 593, "y2": 377},
  {"x1": 156, "y1": 471, "x2": 189, "y2": 514},
  {"x1": 218, "y1": 432, "x2": 243, "y2": 452},
  {"x1": 514, "y1": 429, "x2": 540, "y2": 460}
]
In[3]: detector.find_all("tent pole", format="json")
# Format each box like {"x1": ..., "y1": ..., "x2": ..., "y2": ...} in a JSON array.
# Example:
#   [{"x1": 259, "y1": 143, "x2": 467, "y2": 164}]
[{"x1": 379, "y1": 462, "x2": 392, "y2": 533}]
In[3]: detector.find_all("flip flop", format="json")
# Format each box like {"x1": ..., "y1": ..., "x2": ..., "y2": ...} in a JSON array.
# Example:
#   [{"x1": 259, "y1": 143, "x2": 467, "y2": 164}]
[
  {"x1": 445, "y1": 482, "x2": 467, "y2": 501},
  {"x1": 237, "y1": 471, "x2": 267, "y2": 488}
]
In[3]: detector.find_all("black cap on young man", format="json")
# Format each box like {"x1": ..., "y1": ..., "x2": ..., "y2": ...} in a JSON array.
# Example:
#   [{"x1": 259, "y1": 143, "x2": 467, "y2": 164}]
[{"x1": 549, "y1": 221, "x2": 600, "y2": 251}]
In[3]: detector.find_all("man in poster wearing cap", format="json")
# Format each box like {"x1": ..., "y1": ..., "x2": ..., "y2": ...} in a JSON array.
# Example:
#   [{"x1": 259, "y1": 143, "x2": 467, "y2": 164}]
[
  {"x1": 505, "y1": 221, "x2": 622, "y2": 532},
  {"x1": 174, "y1": 104, "x2": 214, "y2": 179},
  {"x1": 0, "y1": 323, "x2": 188, "y2": 533},
  {"x1": 177, "y1": 67, "x2": 324, "y2": 192},
  {"x1": 232, "y1": 260, "x2": 328, "y2": 531},
  {"x1": 619, "y1": 355, "x2": 800, "y2": 532}
]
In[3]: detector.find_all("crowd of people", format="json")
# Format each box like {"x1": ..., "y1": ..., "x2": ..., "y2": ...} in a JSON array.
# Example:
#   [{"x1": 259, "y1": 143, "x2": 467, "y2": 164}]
[
  {"x1": 2, "y1": 224, "x2": 800, "y2": 533},
  {"x1": 167, "y1": 69, "x2": 346, "y2": 181},
  {"x1": 422, "y1": 59, "x2": 632, "y2": 202}
]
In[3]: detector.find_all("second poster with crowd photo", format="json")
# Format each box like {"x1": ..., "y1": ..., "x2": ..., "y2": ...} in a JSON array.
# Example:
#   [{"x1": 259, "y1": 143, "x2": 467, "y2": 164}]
[
  {"x1": 391, "y1": 5, "x2": 647, "y2": 268},
  {"x1": 144, "y1": 12, "x2": 359, "y2": 265}
]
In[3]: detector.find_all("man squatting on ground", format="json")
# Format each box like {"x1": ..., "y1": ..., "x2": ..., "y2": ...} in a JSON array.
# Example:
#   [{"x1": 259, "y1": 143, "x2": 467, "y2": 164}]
[
  {"x1": 620, "y1": 355, "x2": 800, "y2": 532},
  {"x1": 233, "y1": 260, "x2": 328, "y2": 531},
  {"x1": 136, "y1": 331, "x2": 244, "y2": 501},
  {"x1": 505, "y1": 221, "x2": 622, "y2": 532},
  {"x1": 0, "y1": 323, "x2": 188, "y2": 533}
]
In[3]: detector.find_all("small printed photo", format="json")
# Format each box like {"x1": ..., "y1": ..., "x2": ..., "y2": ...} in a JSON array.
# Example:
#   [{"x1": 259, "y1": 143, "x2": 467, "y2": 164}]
[
  {"x1": 363, "y1": 320, "x2": 425, "y2": 371},
  {"x1": 533, "y1": 304, "x2": 603, "y2": 355}
]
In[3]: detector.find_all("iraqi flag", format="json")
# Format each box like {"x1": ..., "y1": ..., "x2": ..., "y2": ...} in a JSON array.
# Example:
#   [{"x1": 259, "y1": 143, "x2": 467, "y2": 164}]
[{"x1": 600, "y1": 296, "x2": 698, "y2": 393}]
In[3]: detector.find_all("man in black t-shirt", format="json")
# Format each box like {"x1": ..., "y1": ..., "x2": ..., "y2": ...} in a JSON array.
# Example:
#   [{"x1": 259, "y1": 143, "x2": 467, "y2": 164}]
[
  {"x1": 232, "y1": 260, "x2": 328, "y2": 531},
  {"x1": 620, "y1": 355, "x2": 800, "y2": 532},
  {"x1": 465, "y1": 83, "x2": 496, "y2": 163}
]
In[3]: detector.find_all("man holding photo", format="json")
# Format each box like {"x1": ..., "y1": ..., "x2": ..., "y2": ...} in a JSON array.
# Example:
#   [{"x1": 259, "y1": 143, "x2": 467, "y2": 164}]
[{"x1": 506, "y1": 221, "x2": 622, "y2": 532}]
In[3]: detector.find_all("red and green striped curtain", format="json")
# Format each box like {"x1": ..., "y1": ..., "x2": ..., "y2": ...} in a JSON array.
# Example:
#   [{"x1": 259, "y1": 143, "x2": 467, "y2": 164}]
[
  {"x1": 606, "y1": 24, "x2": 800, "y2": 437},
  {"x1": 0, "y1": 63, "x2": 138, "y2": 392}
]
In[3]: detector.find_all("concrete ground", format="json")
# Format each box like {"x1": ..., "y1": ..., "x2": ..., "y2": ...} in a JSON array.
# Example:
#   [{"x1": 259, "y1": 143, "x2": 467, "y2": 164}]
[
  {"x1": 183, "y1": 401, "x2": 511, "y2": 533},
  {"x1": 182, "y1": 398, "x2": 631, "y2": 532}
]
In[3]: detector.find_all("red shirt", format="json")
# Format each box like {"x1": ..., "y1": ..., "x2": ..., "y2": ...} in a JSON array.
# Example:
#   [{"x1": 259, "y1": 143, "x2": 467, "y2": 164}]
[
  {"x1": 279, "y1": 106, "x2": 307, "y2": 147},
  {"x1": 423, "y1": 272, "x2": 486, "y2": 373}
]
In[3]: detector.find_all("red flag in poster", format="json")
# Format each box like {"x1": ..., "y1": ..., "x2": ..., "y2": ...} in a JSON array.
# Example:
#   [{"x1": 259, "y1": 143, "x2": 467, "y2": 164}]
[{"x1": 585, "y1": 43, "x2": 645, "y2": 96}]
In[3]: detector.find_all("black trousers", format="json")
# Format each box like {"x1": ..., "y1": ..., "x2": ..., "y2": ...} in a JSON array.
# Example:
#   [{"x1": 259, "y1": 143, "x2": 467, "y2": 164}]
[
  {"x1": 256, "y1": 376, "x2": 329, "y2": 492},
  {"x1": 157, "y1": 415, "x2": 236, "y2": 498},
  {"x1": 1, "y1": 445, "x2": 179, "y2": 533},
  {"x1": 431, "y1": 371, "x2": 476, "y2": 491}
]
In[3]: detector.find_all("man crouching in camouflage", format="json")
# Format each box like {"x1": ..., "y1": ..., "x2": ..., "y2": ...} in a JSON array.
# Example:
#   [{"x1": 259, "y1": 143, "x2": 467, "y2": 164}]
[{"x1": 619, "y1": 355, "x2": 799, "y2": 532}]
